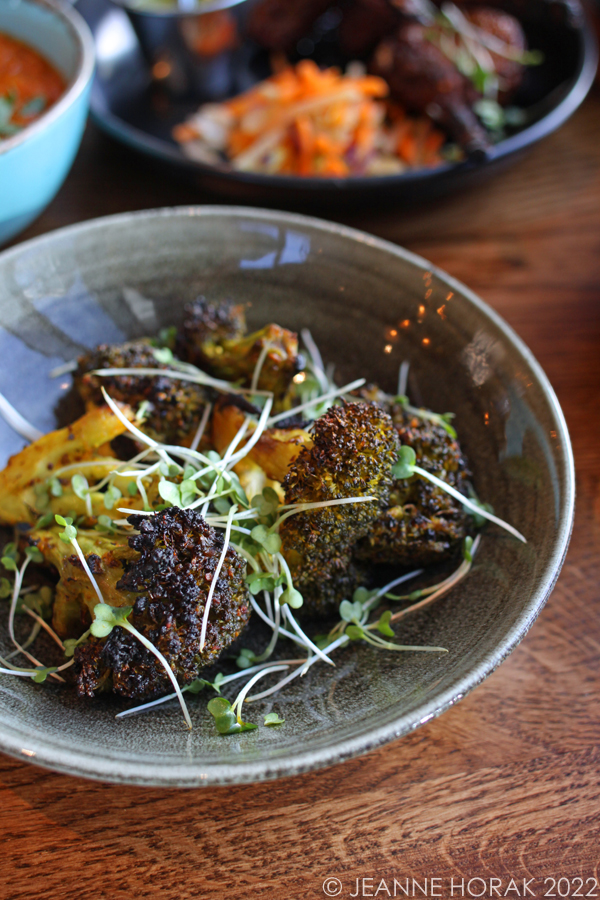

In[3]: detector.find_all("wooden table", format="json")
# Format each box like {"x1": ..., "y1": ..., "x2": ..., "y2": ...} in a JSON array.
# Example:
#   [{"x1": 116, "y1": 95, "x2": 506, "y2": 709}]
[{"x1": 2, "y1": 92, "x2": 599, "y2": 900}]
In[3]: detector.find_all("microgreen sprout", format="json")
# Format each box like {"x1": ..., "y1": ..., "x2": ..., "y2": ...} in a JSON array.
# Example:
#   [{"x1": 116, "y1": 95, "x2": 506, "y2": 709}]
[
  {"x1": 264, "y1": 712, "x2": 285, "y2": 726},
  {"x1": 395, "y1": 394, "x2": 457, "y2": 439},
  {"x1": 392, "y1": 447, "x2": 526, "y2": 542}
]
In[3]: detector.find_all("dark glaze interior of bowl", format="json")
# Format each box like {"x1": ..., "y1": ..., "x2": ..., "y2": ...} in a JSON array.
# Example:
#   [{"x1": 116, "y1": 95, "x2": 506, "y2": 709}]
[{"x1": 0, "y1": 208, "x2": 573, "y2": 786}]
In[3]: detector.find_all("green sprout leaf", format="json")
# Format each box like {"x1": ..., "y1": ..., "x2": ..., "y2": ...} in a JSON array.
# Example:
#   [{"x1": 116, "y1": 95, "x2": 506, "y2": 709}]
[
  {"x1": 460, "y1": 535, "x2": 473, "y2": 564},
  {"x1": 236, "y1": 648, "x2": 256, "y2": 669},
  {"x1": 55, "y1": 514, "x2": 77, "y2": 544},
  {"x1": 376, "y1": 610, "x2": 395, "y2": 638},
  {"x1": 35, "y1": 512, "x2": 54, "y2": 529},
  {"x1": 31, "y1": 666, "x2": 57, "y2": 684},
  {"x1": 25, "y1": 546, "x2": 44, "y2": 565},
  {"x1": 392, "y1": 445, "x2": 416, "y2": 480},
  {"x1": 264, "y1": 712, "x2": 285, "y2": 726},
  {"x1": 90, "y1": 603, "x2": 132, "y2": 638},
  {"x1": 345, "y1": 624, "x2": 365, "y2": 641},
  {"x1": 103, "y1": 484, "x2": 122, "y2": 510},
  {"x1": 63, "y1": 629, "x2": 91, "y2": 658},
  {"x1": 0, "y1": 577, "x2": 12, "y2": 599},
  {"x1": 95, "y1": 515, "x2": 116, "y2": 535},
  {"x1": 1, "y1": 556, "x2": 17, "y2": 572},
  {"x1": 127, "y1": 482, "x2": 138, "y2": 497},
  {"x1": 339, "y1": 599, "x2": 363, "y2": 624},
  {"x1": 71, "y1": 474, "x2": 89, "y2": 500},
  {"x1": 152, "y1": 347, "x2": 174, "y2": 364},
  {"x1": 280, "y1": 587, "x2": 303, "y2": 609},
  {"x1": 187, "y1": 673, "x2": 223, "y2": 694},
  {"x1": 49, "y1": 477, "x2": 63, "y2": 497},
  {"x1": 158, "y1": 481, "x2": 181, "y2": 507}
]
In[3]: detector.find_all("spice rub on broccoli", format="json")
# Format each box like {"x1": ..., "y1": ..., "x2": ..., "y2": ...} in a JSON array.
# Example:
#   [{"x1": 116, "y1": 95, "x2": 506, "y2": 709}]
[
  {"x1": 75, "y1": 339, "x2": 208, "y2": 447},
  {"x1": 280, "y1": 402, "x2": 399, "y2": 615},
  {"x1": 0, "y1": 404, "x2": 137, "y2": 528},
  {"x1": 74, "y1": 508, "x2": 250, "y2": 700},
  {"x1": 356, "y1": 402, "x2": 471, "y2": 567},
  {"x1": 176, "y1": 296, "x2": 302, "y2": 399}
]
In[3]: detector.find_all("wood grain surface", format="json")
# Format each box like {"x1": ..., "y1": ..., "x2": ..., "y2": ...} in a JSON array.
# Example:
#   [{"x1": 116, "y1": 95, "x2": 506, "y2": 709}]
[{"x1": 1, "y1": 87, "x2": 599, "y2": 900}]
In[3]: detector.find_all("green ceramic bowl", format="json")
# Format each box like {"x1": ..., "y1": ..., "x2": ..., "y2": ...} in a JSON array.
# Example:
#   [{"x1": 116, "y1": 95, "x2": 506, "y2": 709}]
[{"x1": 0, "y1": 207, "x2": 574, "y2": 786}]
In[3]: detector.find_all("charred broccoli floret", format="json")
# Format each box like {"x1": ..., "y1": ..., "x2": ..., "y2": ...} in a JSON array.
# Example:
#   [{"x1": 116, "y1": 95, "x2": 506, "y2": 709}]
[
  {"x1": 355, "y1": 403, "x2": 470, "y2": 566},
  {"x1": 75, "y1": 339, "x2": 208, "y2": 446},
  {"x1": 73, "y1": 508, "x2": 250, "y2": 700},
  {"x1": 176, "y1": 296, "x2": 301, "y2": 399},
  {"x1": 280, "y1": 402, "x2": 399, "y2": 616}
]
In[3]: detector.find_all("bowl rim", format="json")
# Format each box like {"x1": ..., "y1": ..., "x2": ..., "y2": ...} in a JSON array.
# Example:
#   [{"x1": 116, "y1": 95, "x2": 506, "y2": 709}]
[
  {"x1": 0, "y1": 0, "x2": 95, "y2": 158},
  {"x1": 109, "y1": 0, "x2": 252, "y2": 18},
  {"x1": 0, "y1": 205, "x2": 576, "y2": 786}
]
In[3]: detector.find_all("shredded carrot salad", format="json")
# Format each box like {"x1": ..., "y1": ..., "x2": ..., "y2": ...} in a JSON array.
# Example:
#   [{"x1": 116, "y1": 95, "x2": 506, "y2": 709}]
[{"x1": 173, "y1": 60, "x2": 447, "y2": 177}]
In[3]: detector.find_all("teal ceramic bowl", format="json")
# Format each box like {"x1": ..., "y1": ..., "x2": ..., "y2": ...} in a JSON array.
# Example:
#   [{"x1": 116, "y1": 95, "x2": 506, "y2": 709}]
[{"x1": 0, "y1": 0, "x2": 95, "y2": 246}]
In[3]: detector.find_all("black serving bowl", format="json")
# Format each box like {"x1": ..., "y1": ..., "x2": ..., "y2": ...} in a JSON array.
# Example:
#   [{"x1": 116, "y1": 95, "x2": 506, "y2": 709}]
[{"x1": 79, "y1": 0, "x2": 597, "y2": 208}]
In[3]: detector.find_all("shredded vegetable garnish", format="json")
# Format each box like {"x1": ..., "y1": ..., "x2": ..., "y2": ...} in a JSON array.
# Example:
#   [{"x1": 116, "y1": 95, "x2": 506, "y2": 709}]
[{"x1": 173, "y1": 60, "x2": 447, "y2": 177}]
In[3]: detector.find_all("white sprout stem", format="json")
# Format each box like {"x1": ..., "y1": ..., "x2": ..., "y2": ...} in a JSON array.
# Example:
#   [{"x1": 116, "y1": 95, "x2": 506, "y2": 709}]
[
  {"x1": 225, "y1": 395, "x2": 273, "y2": 467},
  {"x1": 93, "y1": 366, "x2": 274, "y2": 398},
  {"x1": 71, "y1": 539, "x2": 105, "y2": 606},
  {"x1": 231, "y1": 664, "x2": 289, "y2": 718},
  {"x1": 244, "y1": 640, "x2": 350, "y2": 702},
  {"x1": 249, "y1": 594, "x2": 302, "y2": 647},
  {"x1": 283, "y1": 606, "x2": 335, "y2": 667},
  {"x1": 389, "y1": 535, "x2": 481, "y2": 623},
  {"x1": 0, "y1": 392, "x2": 43, "y2": 441},
  {"x1": 21, "y1": 607, "x2": 65, "y2": 651},
  {"x1": 267, "y1": 378, "x2": 366, "y2": 425},
  {"x1": 412, "y1": 465, "x2": 526, "y2": 542},
  {"x1": 0, "y1": 668, "x2": 38, "y2": 678},
  {"x1": 274, "y1": 495, "x2": 377, "y2": 529},
  {"x1": 55, "y1": 659, "x2": 75, "y2": 672},
  {"x1": 398, "y1": 360, "x2": 410, "y2": 398},
  {"x1": 198, "y1": 418, "x2": 251, "y2": 516},
  {"x1": 120, "y1": 622, "x2": 192, "y2": 730},
  {"x1": 199, "y1": 505, "x2": 237, "y2": 651},
  {"x1": 190, "y1": 402, "x2": 212, "y2": 452},
  {"x1": 250, "y1": 343, "x2": 274, "y2": 393},
  {"x1": 301, "y1": 328, "x2": 329, "y2": 393},
  {"x1": 115, "y1": 658, "x2": 308, "y2": 719},
  {"x1": 100, "y1": 387, "x2": 158, "y2": 450},
  {"x1": 362, "y1": 568, "x2": 425, "y2": 615},
  {"x1": 5, "y1": 559, "x2": 61, "y2": 678},
  {"x1": 49, "y1": 359, "x2": 78, "y2": 377}
]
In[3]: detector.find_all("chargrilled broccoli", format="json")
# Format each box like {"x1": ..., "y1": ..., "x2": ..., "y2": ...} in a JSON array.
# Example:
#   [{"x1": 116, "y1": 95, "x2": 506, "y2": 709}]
[
  {"x1": 355, "y1": 403, "x2": 470, "y2": 566},
  {"x1": 176, "y1": 296, "x2": 302, "y2": 398},
  {"x1": 72, "y1": 508, "x2": 250, "y2": 700},
  {"x1": 0, "y1": 405, "x2": 137, "y2": 528},
  {"x1": 280, "y1": 402, "x2": 399, "y2": 615},
  {"x1": 75, "y1": 339, "x2": 208, "y2": 447}
]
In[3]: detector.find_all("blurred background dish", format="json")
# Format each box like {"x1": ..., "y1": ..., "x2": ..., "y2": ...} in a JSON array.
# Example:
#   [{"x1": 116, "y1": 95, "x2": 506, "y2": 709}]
[
  {"x1": 81, "y1": 0, "x2": 596, "y2": 207},
  {"x1": 0, "y1": 0, "x2": 95, "y2": 246}
]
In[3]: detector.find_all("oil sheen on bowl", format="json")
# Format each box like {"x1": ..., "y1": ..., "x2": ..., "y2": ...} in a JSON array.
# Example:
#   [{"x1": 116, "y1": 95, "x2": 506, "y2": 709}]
[{"x1": 0, "y1": 0, "x2": 95, "y2": 246}]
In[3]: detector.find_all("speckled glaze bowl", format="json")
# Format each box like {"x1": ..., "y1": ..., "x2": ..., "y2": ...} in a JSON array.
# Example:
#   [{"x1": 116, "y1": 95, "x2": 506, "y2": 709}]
[{"x1": 0, "y1": 207, "x2": 574, "y2": 786}]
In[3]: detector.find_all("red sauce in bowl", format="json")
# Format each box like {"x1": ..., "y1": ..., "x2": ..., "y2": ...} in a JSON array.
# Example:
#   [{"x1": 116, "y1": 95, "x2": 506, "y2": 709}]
[{"x1": 0, "y1": 32, "x2": 65, "y2": 139}]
